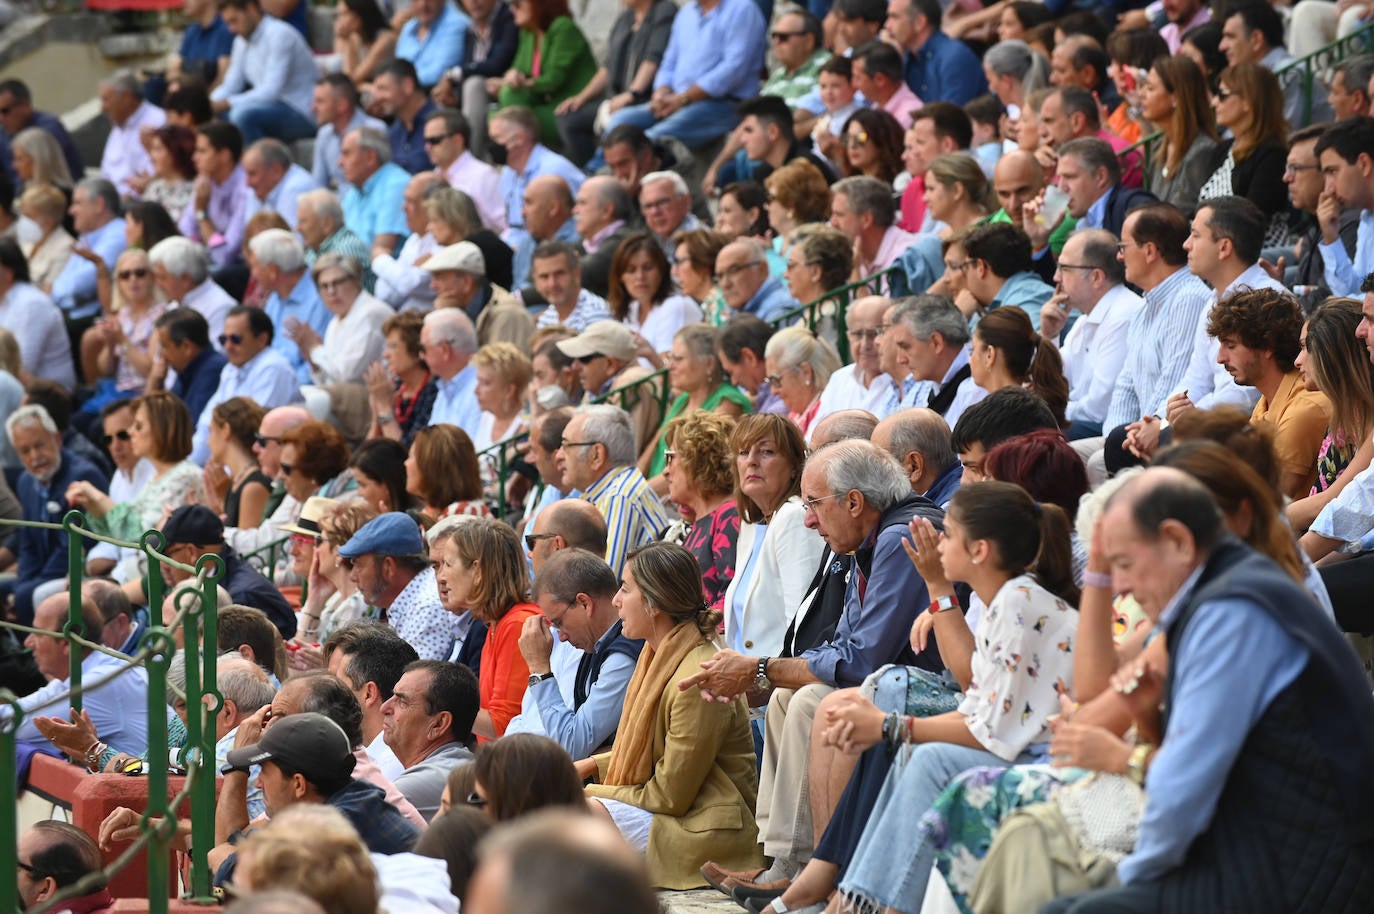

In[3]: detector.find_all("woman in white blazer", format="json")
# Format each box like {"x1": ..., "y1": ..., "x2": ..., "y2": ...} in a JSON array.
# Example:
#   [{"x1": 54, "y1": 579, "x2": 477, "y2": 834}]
[{"x1": 721, "y1": 414, "x2": 826, "y2": 663}]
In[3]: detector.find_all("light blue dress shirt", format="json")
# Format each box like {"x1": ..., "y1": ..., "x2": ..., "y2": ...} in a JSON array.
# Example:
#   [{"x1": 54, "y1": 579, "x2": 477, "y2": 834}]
[
  {"x1": 498, "y1": 144, "x2": 586, "y2": 236},
  {"x1": 264, "y1": 271, "x2": 333, "y2": 385},
  {"x1": 211, "y1": 13, "x2": 317, "y2": 120},
  {"x1": 1120, "y1": 578, "x2": 1306, "y2": 884},
  {"x1": 314, "y1": 111, "x2": 387, "y2": 189},
  {"x1": 653, "y1": 0, "x2": 766, "y2": 99},
  {"x1": 741, "y1": 275, "x2": 798, "y2": 323},
  {"x1": 512, "y1": 217, "x2": 580, "y2": 290},
  {"x1": 7, "y1": 651, "x2": 155, "y2": 758},
  {"x1": 395, "y1": 2, "x2": 470, "y2": 88},
  {"x1": 341, "y1": 162, "x2": 412, "y2": 246},
  {"x1": 50, "y1": 218, "x2": 128, "y2": 321},
  {"x1": 508, "y1": 635, "x2": 638, "y2": 759},
  {"x1": 247, "y1": 162, "x2": 320, "y2": 230},
  {"x1": 988, "y1": 270, "x2": 1056, "y2": 333},
  {"x1": 192, "y1": 347, "x2": 303, "y2": 463},
  {"x1": 429, "y1": 363, "x2": 482, "y2": 434},
  {"x1": 1319, "y1": 208, "x2": 1374, "y2": 298}
]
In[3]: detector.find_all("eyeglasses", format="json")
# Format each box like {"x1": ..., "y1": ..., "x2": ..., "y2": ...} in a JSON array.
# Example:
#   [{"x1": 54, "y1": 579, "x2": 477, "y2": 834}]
[
  {"x1": 846, "y1": 328, "x2": 882, "y2": 341},
  {"x1": 423, "y1": 133, "x2": 453, "y2": 145},
  {"x1": 524, "y1": 533, "x2": 558, "y2": 550},
  {"x1": 801, "y1": 492, "x2": 845, "y2": 511},
  {"x1": 1055, "y1": 262, "x2": 1098, "y2": 272},
  {"x1": 715, "y1": 262, "x2": 761, "y2": 284},
  {"x1": 317, "y1": 277, "x2": 354, "y2": 293},
  {"x1": 290, "y1": 533, "x2": 321, "y2": 547},
  {"x1": 219, "y1": 333, "x2": 245, "y2": 346},
  {"x1": 560, "y1": 440, "x2": 598, "y2": 450},
  {"x1": 117, "y1": 267, "x2": 150, "y2": 280},
  {"x1": 545, "y1": 599, "x2": 579, "y2": 629},
  {"x1": 1284, "y1": 163, "x2": 1320, "y2": 175},
  {"x1": 771, "y1": 29, "x2": 805, "y2": 41},
  {"x1": 845, "y1": 131, "x2": 871, "y2": 147},
  {"x1": 101, "y1": 429, "x2": 132, "y2": 445},
  {"x1": 1116, "y1": 241, "x2": 1143, "y2": 252},
  {"x1": 1215, "y1": 86, "x2": 1234, "y2": 99},
  {"x1": 574, "y1": 353, "x2": 604, "y2": 364},
  {"x1": 641, "y1": 197, "x2": 674, "y2": 211},
  {"x1": 944, "y1": 259, "x2": 974, "y2": 272},
  {"x1": 254, "y1": 434, "x2": 280, "y2": 447}
]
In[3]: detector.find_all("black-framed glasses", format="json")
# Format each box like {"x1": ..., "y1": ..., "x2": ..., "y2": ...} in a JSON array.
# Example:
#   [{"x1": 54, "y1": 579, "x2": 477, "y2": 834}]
[
  {"x1": 560, "y1": 440, "x2": 598, "y2": 450},
  {"x1": 117, "y1": 267, "x2": 150, "y2": 280},
  {"x1": 574, "y1": 353, "x2": 604, "y2": 364},
  {"x1": 944, "y1": 259, "x2": 974, "y2": 272},
  {"x1": 101, "y1": 429, "x2": 132, "y2": 445},
  {"x1": 524, "y1": 533, "x2": 558, "y2": 550},
  {"x1": 1215, "y1": 86, "x2": 1234, "y2": 99},
  {"x1": 219, "y1": 333, "x2": 245, "y2": 346},
  {"x1": 254, "y1": 434, "x2": 280, "y2": 447},
  {"x1": 317, "y1": 276, "x2": 354, "y2": 293},
  {"x1": 714, "y1": 262, "x2": 760, "y2": 284},
  {"x1": 1055, "y1": 262, "x2": 1098, "y2": 272},
  {"x1": 771, "y1": 29, "x2": 804, "y2": 40},
  {"x1": 423, "y1": 133, "x2": 453, "y2": 145}
]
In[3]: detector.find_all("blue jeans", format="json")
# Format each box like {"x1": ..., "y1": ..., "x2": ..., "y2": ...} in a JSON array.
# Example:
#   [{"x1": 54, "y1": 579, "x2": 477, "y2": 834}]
[
  {"x1": 226, "y1": 100, "x2": 317, "y2": 145},
  {"x1": 603, "y1": 97, "x2": 739, "y2": 150},
  {"x1": 1067, "y1": 419, "x2": 1104, "y2": 440},
  {"x1": 838, "y1": 741, "x2": 1034, "y2": 912}
]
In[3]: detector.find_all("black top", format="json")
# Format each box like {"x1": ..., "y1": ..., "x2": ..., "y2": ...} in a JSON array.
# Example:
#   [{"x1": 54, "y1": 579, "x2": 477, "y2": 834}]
[
  {"x1": 223, "y1": 469, "x2": 271, "y2": 529},
  {"x1": 469, "y1": 229, "x2": 514, "y2": 291}
]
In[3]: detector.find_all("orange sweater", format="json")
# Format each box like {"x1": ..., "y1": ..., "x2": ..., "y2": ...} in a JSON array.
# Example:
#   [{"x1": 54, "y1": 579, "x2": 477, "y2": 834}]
[{"x1": 479, "y1": 603, "x2": 542, "y2": 741}]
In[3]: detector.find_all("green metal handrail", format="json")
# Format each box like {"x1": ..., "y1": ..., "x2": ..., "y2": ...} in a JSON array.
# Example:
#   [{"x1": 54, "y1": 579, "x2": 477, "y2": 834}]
[
  {"x1": 1274, "y1": 22, "x2": 1374, "y2": 127},
  {"x1": 772, "y1": 267, "x2": 903, "y2": 364},
  {"x1": 241, "y1": 534, "x2": 291, "y2": 576},
  {"x1": 0, "y1": 512, "x2": 225, "y2": 913}
]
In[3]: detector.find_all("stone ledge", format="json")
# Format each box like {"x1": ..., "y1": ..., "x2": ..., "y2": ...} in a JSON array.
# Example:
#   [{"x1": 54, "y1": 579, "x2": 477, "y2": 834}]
[{"x1": 661, "y1": 887, "x2": 743, "y2": 914}]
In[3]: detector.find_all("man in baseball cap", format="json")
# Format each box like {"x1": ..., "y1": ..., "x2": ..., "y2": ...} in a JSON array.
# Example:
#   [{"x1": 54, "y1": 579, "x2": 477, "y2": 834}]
[
  {"x1": 423, "y1": 241, "x2": 532, "y2": 349},
  {"x1": 556, "y1": 321, "x2": 662, "y2": 450},
  {"x1": 133, "y1": 505, "x2": 296, "y2": 638}
]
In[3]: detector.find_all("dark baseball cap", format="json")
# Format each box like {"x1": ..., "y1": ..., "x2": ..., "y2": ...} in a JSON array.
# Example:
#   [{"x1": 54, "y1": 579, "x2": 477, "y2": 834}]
[
  {"x1": 161, "y1": 504, "x2": 225, "y2": 547},
  {"x1": 222, "y1": 713, "x2": 357, "y2": 787}
]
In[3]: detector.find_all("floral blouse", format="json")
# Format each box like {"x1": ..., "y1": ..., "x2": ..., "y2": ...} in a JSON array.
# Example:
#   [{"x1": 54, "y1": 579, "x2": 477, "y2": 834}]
[
  {"x1": 681, "y1": 500, "x2": 741, "y2": 611},
  {"x1": 90, "y1": 461, "x2": 206, "y2": 541},
  {"x1": 960, "y1": 574, "x2": 1078, "y2": 761},
  {"x1": 116, "y1": 302, "x2": 171, "y2": 392},
  {"x1": 1311, "y1": 428, "x2": 1356, "y2": 496}
]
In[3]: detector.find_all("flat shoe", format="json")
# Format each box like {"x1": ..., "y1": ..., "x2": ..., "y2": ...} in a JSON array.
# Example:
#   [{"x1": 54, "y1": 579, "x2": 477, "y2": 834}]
[
  {"x1": 701, "y1": 862, "x2": 767, "y2": 895},
  {"x1": 732, "y1": 880, "x2": 790, "y2": 904}
]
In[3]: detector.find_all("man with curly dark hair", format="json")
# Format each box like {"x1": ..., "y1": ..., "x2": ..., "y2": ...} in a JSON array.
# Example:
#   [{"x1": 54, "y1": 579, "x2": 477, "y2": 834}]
[{"x1": 1206, "y1": 285, "x2": 1330, "y2": 498}]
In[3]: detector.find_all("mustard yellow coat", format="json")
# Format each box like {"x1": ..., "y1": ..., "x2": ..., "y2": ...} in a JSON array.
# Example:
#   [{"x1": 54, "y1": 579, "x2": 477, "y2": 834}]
[{"x1": 587, "y1": 641, "x2": 764, "y2": 889}]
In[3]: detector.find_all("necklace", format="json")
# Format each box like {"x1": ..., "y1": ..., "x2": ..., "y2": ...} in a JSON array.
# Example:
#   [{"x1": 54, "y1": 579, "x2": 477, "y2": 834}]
[{"x1": 393, "y1": 371, "x2": 431, "y2": 426}]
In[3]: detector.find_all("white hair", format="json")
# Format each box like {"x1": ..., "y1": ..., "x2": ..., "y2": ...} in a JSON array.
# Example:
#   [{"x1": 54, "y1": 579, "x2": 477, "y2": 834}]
[
  {"x1": 248, "y1": 228, "x2": 307, "y2": 273},
  {"x1": 765, "y1": 325, "x2": 841, "y2": 390},
  {"x1": 641, "y1": 170, "x2": 688, "y2": 198},
  {"x1": 816, "y1": 439, "x2": 911, "y2": 513},
  {"x1": 5, "y1": 404, "x2": 57, "y2": 444},
  {"x1": 422, "y1": 308, "x2": 478, "y2": 355},
  {"x1": 148, "y1": 236, "x2": 211, "y2": 284},
  {"x1": 425, "y1": 514, "x2": 481, "y2": 548},
  {"x1": 347, "y1": 126, "x2": 392, "y2": 165},
  {"x1": 574, "y1": 404, "x2": 637, "y2": 466},
  {"x1": 297, "y1": 189, "x2": 344, "y2": 229}
]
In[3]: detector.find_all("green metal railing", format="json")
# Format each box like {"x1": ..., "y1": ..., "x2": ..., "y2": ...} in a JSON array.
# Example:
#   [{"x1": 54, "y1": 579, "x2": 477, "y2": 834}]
[
  {"x1": 773, "y1": 267, "x2": 903, "y2": 364},
  {"x1": 0, "y1": 512, "x2": 224, "y2": 914},
  {"x1": 1121, "y1": 23, "x2": 1374, "y2": 192}
]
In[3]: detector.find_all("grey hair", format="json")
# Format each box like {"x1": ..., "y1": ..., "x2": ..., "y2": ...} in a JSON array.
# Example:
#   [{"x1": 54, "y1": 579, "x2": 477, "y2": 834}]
[
  {"x1": 425, "y1": 514, "x2": 481, "y2": 548},
  {"x1": 347, "y1": 126, "x2": 392, "y2": 165},
  {"x1": 641, "y1": 170, "x2": 689, "y2": 198},
  {"x1": 249, "y1": 138, "x2": 294, "y2": 170},
  {"x1": 1058, "y1": 136, "x2": 1121, "y2": 185},
  {"x1": 574, "y1": 403, "x2": 637, "y2": 466},
  {"x1": 765, "y1": 325, "x2": 841, "y2": 390},
  {"x1": 984, "y1": 40, "x2": 1051, "y2": 92},
  {"x1": 883, "y1": 409, "x2": 957, "y2": 471},
  {"x1": 14, "y1": 128, "x2": 72, "y2": 189},
  {"x1": 892, "y1": 295, "x2": 970, "y2": 347},
  {"x1": 219, "y1": 666, "x2": 276, "y2": 716},
  {"x1": 248, "y1": 228, "x2": 306, "y2": 273},
  {"x1": 674, "y1": 323, "x2": 721, "y2": 363},
  {"x1": 817, "y1": 439, "x2": 911, "y2": 513},
  {"x1": 833, "y1": 176, "x2": 895, "y2": 228},
  {"x1": 76, "y1": 177, "x2": 122, "y2": 218},
  {"x1": 816, "y1": 410, "x2": 879, "y2": 444},
  {"x1": 297, "y1": 189, "x2": 344, "y2": 229},
  {"x1": 422, "y1": 308, "x2": 479, "y2": 355},
  {"x1": 148, "y1": 236, "x2": 211, "y2": 284},
  {"x1": 310, "y1": 251, "x2": 363, "y2": 285},
  {"x1": 1072, "y1": 228, "x2": 1127, "y2": 286},
  {"x1": 533, "y1": 548, "x2": 619, "y2": 603},
  {"x1": 5, "y1": 404, "x2": 57, "y2": 442},
  {"x1": 1075, "y1": 466, "x2": 1142, "y2": 543},
  {"x1": 100, "y1": 69, "x2": 143, "y2": 97},
  {"x1": 1334, "y1": 54, "x2": 1374, "y2": 97},
  {"x1": 589, "y1": 175, "x2": 635, "y2": 222}
]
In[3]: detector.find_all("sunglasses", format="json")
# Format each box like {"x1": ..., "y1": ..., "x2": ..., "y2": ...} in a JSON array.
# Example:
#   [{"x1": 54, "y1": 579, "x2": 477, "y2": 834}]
[
  {"x1": 524, "y1": 533, "x2": 558, "y2": 551},
  {"x1": 574, "y1": 353, "x2": 604, "y2": 364},
  {"x1": 101, "y1": 429, "x2": 132, "y2": 446},
  {"x1": 254, "y1": 434, "x2": 280, "y2": 447},
  {"x1": 771, "y1": 29, "x2": 804, "y2": 41},
  {"x1": 423, "y1": 133, "x2": 453, "y2": 145},
  {"x1": 117, "y1": 267, "x2": 150, "y2": 280},
  {"x1": 218, "y1": 333, "x2": 245, "y2": 346},
  {"x1": 290, "y1": 533, "x2": 322, "y2": 547}
]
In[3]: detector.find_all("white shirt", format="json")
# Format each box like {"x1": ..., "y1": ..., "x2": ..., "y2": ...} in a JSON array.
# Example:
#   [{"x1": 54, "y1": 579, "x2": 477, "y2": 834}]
[
  {"x1": 308, "y1": 291, "x2": 392, "y2": 385},
  {"x1": 0, "y1": 281, "x2": 74, "y2": 390},
  {"x1": 181, "y1": 279, "x2": 237, "y2": 352},
  {"x1": 101, "y1": 101, "x2": 166, "y2": 198},
  {"x1": 87, "y1": 458, "x2": 156, "y2": 575},
  {"x1": 622, "y1": 294, "x2": 702, "y2": 355},
  {"x1": 1172, "y1": 263, "x2": 1286, "y2": 413},
  {"x1": 367, "y1": 730, "x2": 406, "y2": 781},
  {"x1": 816, "y1": 362, "x2": 896, "y2": 422},
  {"x1": 374, "y1": 233, "x2": 439, "y2": 313},
  {"x1": 1060, "y1": 284, "x2": 1144, "y2": 425}
]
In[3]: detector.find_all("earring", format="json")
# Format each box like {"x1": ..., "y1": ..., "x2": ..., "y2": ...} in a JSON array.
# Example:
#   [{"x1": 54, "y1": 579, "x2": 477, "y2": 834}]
[{"x1": 971, "y1": 557, "x2": 981, "y2": 565}]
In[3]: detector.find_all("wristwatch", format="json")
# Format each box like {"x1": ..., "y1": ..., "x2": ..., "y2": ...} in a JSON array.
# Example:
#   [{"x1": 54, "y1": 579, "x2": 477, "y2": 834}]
[
  {"x1": 528, "y1": 672, "x2": 555, "y2": 689},
  {"x1": 1126, "y1": 742, "x2": 1154, "y2": 786},
  {"x1": 753, "y1": 656, "x2": 772, "y2": 691},
  {"x1": 928, "y1": 595, "x2": 959, "y2": 615}
]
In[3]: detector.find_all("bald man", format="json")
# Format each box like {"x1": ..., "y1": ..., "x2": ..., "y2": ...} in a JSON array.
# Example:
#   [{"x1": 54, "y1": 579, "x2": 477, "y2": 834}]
[
  {"x1": 816, "y1": 297, "x2": 899, "y2": 421},
  {"x1": 528, "y1": 498, "x2": 609, "y2": 574},
  {"x1": 222, "y1": 404, "x2": 312, "y2": 557},
  {"x1": 873, "y1": 407, "x2": 961, "y2": 507},
  {"x1": 988, "y1": 150, "x2": 1078, "y2": 260},
  {"x1": 514, "y1": 174, "x2": 579, "y2": 292}
]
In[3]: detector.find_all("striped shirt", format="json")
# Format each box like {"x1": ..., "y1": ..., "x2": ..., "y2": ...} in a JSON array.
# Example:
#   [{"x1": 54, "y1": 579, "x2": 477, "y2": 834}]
[
  {"x1": 583, "y1": 465, "x2": 672, "y2": 577},
  {"x1": 1105, "y1": 267, "x2": 1212, "y2": 431}
]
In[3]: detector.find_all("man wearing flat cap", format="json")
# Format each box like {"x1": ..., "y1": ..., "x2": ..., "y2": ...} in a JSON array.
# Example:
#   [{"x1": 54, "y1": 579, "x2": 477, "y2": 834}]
[
  {"x1": 338, "y1": 512, "x2": 472, "y2": 664},
  {"x1": 213, "y1": 712, "x2": 420, "y2": 887},
  {"x1": 422, "y1": 241, "x2": 532, "y2": 350},
  {"x1": 557, "y1": 321, "x2": 662, "y2": 454},
  {"x1": 123, "y1": 504, "x2": 296, "y2": 638}
]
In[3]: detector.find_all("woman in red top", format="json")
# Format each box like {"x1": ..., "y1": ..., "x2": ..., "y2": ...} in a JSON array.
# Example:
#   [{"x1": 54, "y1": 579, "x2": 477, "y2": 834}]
[{"x1": 433, "y1": 515, "x2": 540, "y2": 741}]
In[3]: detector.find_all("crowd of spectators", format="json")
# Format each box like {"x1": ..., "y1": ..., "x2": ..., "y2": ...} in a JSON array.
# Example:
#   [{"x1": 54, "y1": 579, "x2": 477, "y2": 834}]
[{"x1": 5, "y1": 0, "x2": 1374, "y2": 910}]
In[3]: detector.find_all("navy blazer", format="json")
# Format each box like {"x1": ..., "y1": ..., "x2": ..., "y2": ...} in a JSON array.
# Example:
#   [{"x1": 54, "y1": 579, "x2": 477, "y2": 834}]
[{"x1": 14, "y1": 449, "x2": 109, "y2": 623}]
